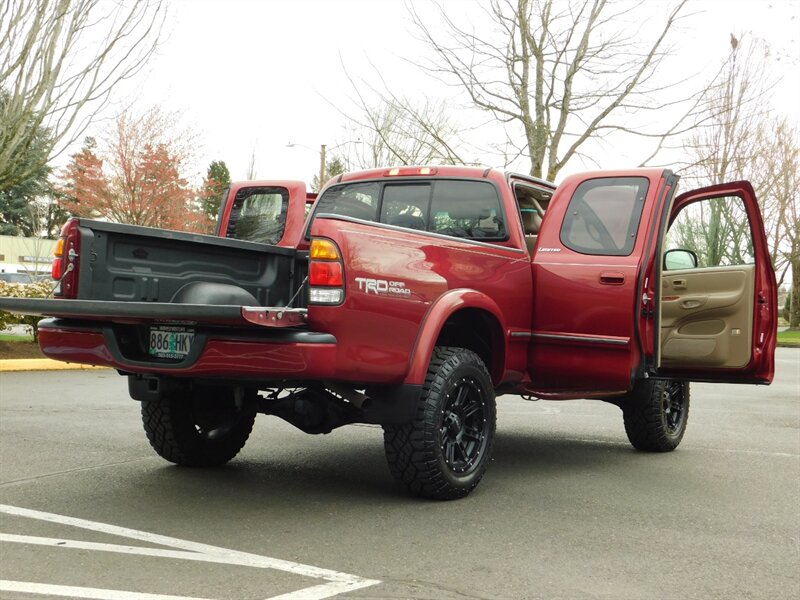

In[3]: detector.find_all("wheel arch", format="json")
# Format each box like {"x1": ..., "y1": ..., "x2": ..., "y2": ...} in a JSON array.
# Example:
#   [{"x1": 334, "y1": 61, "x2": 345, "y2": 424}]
[{"x1": 404, "y1": 289, "x2": 507, "y2": 386}]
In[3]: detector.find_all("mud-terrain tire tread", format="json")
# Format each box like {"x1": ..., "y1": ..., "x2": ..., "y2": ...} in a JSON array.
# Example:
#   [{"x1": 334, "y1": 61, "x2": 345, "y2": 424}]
[
  {"x1": 383, "y1": 346, "x2": 496, "y2": 500},
  {"x1": 623, "y1": 379, "x2": 690, "y2": 452},
  {"x1": 141, "y1": 390, "x2": 256, "y2": 467}
]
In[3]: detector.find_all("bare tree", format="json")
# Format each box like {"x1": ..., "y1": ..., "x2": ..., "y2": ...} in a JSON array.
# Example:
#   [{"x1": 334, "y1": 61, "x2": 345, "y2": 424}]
[
  {"x1": 670, "y1": 36, "x2": 768, "y2": 267},
  {"x1": 755, "y1": 118, "x2": 800, "y2": 327},
  {"x1": 27, "y1": 194, "x2": 69, "y2": 239},
  {"x1": 344, "y1": 101, "x2": 466, "y2": 169},
  {"x1": 680, "y1": 36, "x2": 773, "y2": 187},
  {"x1": 406, "y1": 0, "x2": 699, "y2": 179},
  {"x1": 246, "y1": 146, "x2": 258, "y2": 180},
  {"x1": 59, "y1": 106, "x2": 204, "y2": 232},
  {"x1": 0, "y1": 0, "x2": 164, "y2": 192},
  {"x1": 675, "y1": 35, "x2": 799, "y2": 325},
  {"x1": 340, "y1": 68, "x2": 468, "y2": 170}
]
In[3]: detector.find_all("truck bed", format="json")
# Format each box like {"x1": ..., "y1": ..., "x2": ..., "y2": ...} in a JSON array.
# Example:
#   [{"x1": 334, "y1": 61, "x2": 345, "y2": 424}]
[{"x1": 71, "y1": 220, "x2": 303, "y2": 308}]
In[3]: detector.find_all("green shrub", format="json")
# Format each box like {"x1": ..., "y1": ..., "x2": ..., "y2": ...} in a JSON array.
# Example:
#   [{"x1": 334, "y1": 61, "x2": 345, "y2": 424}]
[
  {"x1": 783, "y1": 294, "x2": 790, "y2": 323},
  {"x1": 0, "y1": 280, "x2": 55, "y2": 341}
]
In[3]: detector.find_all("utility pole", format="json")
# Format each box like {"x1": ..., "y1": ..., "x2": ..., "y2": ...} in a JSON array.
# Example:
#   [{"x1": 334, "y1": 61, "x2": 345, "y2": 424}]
[{"x1": 319, "y1": 144, "x2": 327, "y2": 189}]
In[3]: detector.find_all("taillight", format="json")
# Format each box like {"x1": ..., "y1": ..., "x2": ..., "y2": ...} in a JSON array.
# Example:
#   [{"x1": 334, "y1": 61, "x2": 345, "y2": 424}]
[
  {"x1": 309, "y1": 238, "x2": 344, "y2": 304},
  {"x1": 309, "y1": 262, "x2": 343, "y2": 286},
  {"x1": 52, "y1": 218, "x2": 81, "y2": 298}
]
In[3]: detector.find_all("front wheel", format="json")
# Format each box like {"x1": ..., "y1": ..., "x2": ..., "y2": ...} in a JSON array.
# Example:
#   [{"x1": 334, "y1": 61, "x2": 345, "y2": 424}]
[
  {"x1": 622, "y1": 379, "x2": 690, "y2": 452},
  {"x1": 141, "y1": 385, "x2": 256, "y2": 467},
  {"x1": 383, "y1": 346, "x2": 496, "y2": 500}
]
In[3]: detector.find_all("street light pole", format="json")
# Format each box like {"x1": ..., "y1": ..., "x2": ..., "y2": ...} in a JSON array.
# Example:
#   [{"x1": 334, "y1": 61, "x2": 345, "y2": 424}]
[
  {"x1": 287, "y1": 140, "x2": 360, "y2": 190},
  {"x1": 319, "y1": 144, "x2": 327, "y2": 188}
]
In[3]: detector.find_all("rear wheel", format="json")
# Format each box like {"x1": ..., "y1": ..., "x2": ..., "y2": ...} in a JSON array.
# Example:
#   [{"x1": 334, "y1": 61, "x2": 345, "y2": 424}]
[
  {"x1": 141, "y1": 385, "x2": 256, "y2": 466},
  {"x1": 383, "y1": 346, "x2": 496, "y2": 500},
  {"x1": 622, "y1": 379, "x2": 689, "y2": 452}
]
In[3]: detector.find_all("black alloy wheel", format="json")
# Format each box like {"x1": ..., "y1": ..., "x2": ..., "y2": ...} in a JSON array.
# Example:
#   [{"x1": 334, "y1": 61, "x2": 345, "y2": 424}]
[
  {"x1": 383, "y1": 346, "x2": 497, "y2": 500},
  {"x1": 623, "y1": 378, "x2": 690, "y2": 452},
  {"x1": 141, "y1": 385, "x2": 257, "y2": 466},
  {"x1": 439, "y1": 376, "x2": 490, "y2": 476},
  {"x1": 660, "y1": 379, "x2": 686, "y2": 435}
]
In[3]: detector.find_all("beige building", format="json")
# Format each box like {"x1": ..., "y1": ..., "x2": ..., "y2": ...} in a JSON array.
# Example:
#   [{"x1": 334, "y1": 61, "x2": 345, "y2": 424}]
[{"x1": 0, "y1": 235, "x2": 57, "y2": 276}]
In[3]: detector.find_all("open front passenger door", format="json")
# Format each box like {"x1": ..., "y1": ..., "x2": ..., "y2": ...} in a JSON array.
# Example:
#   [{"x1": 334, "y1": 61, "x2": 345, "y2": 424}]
[{"x1": 650, "y1": 181, "x2": 777, "y2": 384}]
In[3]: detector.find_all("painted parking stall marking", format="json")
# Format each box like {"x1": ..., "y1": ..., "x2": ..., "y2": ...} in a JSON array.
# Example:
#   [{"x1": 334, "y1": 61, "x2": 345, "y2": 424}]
[{"x1": 0, "y1": 504, "x2": 380, "y2": 600}]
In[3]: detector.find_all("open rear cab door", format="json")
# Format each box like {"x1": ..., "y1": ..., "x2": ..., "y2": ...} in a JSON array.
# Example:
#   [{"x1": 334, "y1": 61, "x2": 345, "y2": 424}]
[{"x1": 650, "y1": 181, "x2": 777, "y2": 384}]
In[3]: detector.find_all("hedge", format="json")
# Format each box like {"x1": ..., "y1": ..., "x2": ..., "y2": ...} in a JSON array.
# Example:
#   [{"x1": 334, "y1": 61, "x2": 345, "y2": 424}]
[{"x1": 0, "y1": 280, "x2": 55, "y2": 341}]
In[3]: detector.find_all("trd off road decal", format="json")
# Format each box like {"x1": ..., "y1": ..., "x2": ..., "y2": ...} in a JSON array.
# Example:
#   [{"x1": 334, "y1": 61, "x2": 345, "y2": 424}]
[{"x1": 355, "y1": 277, "x2": 412, "y2": 297}]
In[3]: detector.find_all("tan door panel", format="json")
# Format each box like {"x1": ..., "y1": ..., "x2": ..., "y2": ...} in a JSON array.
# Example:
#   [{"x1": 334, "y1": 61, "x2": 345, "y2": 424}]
[{"x1": 660, "y1": 265, "x2": 755, "y2": 368}]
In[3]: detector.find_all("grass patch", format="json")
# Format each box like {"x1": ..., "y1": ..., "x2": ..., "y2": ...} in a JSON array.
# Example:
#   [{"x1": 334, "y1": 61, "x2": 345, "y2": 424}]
[
  {"x1": 0, "y1": 340, "x2": 42, "y2": 359},
  {"x1": 777, "y1": 329, "x2": 800, "y2": 347},
  {"x1": 0, "y1": 333, "x2": 33, "y2": 343}
]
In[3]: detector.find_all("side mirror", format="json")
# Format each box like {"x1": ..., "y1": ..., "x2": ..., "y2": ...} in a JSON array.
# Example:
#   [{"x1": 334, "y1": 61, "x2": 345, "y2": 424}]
[{"x1": 664, "y1": 249, "x2": 698, "y2": 271}]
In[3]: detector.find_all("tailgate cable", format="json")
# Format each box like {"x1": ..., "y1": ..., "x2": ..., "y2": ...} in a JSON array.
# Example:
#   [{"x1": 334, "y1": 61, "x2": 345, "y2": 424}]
[
  {"x1": 286, "y1": 276, "x2": 309, "y2": 308},
  {"x1": 47, "y1": 263, "x2": 74, "y2": 298}
]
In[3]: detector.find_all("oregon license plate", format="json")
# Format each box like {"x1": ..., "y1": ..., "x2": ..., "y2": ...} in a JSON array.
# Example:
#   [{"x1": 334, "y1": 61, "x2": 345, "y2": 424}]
[{"x1": 148, "y1": 326, "x2": 194, "y2": 359}]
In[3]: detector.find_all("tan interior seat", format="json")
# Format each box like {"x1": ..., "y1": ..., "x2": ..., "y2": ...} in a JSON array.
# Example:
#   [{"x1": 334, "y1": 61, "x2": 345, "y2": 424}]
[{"x1": 521, "y1": 208, "x2": 542, "y2": 254}]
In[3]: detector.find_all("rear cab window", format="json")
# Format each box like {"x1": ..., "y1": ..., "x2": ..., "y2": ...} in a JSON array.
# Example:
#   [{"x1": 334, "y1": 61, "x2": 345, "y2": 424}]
[
  {"x1": 226, "y1": 186, "x2": 289, "y2": 245},
  {"x1": 308, "y1": 179, "x2": 507, "y2": 242}
]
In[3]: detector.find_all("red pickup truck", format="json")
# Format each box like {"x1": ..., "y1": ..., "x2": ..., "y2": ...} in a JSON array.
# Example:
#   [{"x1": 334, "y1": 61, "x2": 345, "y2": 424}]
[{"x1": 0, "y1": 166, "x2": 777, "y2": 499}]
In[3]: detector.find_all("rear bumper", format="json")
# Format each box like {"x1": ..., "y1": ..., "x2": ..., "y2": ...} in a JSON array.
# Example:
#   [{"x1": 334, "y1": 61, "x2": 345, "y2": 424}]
[{"x1": 37, "y1": 318, "x2": 337, "y2": 380}]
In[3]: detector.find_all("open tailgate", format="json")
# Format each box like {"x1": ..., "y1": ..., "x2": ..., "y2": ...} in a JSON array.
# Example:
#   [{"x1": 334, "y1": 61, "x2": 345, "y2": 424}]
[{"x1": 0, "y1": 298, "x2": 307, "y2": 328}]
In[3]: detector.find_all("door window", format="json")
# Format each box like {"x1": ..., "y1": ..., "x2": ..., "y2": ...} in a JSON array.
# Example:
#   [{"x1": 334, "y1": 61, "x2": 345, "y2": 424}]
[
  {"x1": 666, "y1": 195, "x2": 754, "y2": 267},
  {"x1": 380, "y1": 184, "x2": 431, "y2": 230},
  {"x1": 560, "y1": 177, "x2": 649, "y2": 256},
  {"x1": 428, "y1": 180, "x2": 506, "y2": 240},
  {"x1": 313, "y1": 182, "x2": 381, "y2": 222}
]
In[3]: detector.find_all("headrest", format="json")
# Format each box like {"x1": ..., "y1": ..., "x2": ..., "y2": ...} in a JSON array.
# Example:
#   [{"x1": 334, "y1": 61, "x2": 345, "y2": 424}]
[{"x1": 521, "y1": 208, "x2": 542, "y2": 234}]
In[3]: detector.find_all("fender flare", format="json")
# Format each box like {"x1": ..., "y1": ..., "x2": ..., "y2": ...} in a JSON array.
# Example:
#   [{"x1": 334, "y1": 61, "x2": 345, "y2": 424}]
[{"x1": 404, "y1": 288, "x2": 507, "y2": 385}]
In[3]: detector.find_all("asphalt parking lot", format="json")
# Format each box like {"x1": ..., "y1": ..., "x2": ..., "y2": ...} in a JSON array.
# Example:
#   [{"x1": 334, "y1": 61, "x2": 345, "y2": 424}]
[{"x1": 0, "y1": 349, "x2": 798, "y2": 600}]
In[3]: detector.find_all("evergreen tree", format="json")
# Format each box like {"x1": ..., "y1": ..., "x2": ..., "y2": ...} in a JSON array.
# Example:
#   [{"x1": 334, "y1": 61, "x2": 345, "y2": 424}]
[
  {"x1": 200, "y1": 160, "x2": 231, "y2": 220},
  {"x1": 0, "y1": 96, "x2": 53, "y2": 235},
  {"x1": 311, "y1": 157, "x2": 346, "y2": 192}
]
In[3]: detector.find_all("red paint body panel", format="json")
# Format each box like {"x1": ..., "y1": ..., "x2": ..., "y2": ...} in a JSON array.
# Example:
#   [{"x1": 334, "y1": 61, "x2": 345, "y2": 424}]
[
  {"x1": 528, "y1": 169, "x2": 667, "y2": 394},
  {"x1": 308, "y1": 214, "x2": 531, "y2": 385},
  {"x1": 405, "y1": 289, "x2": 512, "y2": 386},
  {"x1": 38, "y1": 326, "x2": 337, "y2": 379}
]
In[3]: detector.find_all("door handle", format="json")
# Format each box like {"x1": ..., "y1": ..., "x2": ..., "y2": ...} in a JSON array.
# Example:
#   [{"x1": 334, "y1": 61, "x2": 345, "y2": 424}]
[
  {"x1": 680, "y1": 296, "x2": 707, "y2": 310},
  {"x1": 671, "y1": 278, "x2": 687, "y2": 290},
  {"x1": 599, "y1": 271, "x2": 625, "y2": 285}
]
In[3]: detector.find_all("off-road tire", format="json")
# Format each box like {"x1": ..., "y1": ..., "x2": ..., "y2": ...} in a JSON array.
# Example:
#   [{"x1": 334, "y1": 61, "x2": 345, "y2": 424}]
[
  {"x1": 383, "y1": 346, "x2": 496, "y2": 500},
  {"x1": 623, "y1": 379, "x2": 690, "y2": 452},
  {"x1": 141, "y1": 385, "x2": 256, "y2": 467}
]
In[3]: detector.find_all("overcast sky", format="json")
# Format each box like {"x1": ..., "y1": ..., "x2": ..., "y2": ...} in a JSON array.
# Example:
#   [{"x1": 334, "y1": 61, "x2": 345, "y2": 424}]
[{"x1": 99, "y1": 0, "x2": 800, "y2": 185}]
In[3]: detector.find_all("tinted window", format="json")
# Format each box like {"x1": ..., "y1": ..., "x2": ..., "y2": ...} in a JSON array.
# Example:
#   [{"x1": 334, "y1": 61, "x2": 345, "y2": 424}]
[
  {"x1": 380, "y1": 184, "x2": 430, "y2": 230},
  {"x1": 310, "y1": 179, "x2": 506, "y2": 241},
  {"x1": 561, "y1": 177, "x2": 648, "y2": 256},
  {"x1": 314, "y1": 182, "x2": 380, "y2": 221},
  {"x1": 226, "y1": 187, "x2": 288, "y2": 244},
  {"x1": 429, "y1": 180, "x2": 505, "y2": 239}
]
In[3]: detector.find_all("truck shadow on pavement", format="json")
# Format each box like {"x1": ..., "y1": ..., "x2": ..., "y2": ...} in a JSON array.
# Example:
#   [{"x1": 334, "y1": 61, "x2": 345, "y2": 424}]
[
  {"x1": 111, "y1": 427, "x2": 644, "y2": 509},
  {"x1": 491, "y1": 429, "x2": 638, "y2": 476}
]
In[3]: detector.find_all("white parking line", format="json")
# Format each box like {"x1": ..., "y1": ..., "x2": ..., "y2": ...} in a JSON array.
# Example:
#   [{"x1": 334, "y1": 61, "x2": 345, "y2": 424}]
[
  {"x1": 0, "y1": 580, "x2": 213, "y2": 600},
  {"x1": 0, "y1": 504, "x2": 380, "y2": 600}
]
